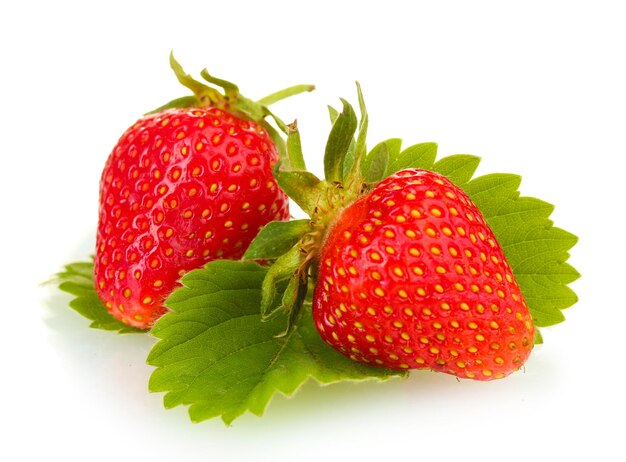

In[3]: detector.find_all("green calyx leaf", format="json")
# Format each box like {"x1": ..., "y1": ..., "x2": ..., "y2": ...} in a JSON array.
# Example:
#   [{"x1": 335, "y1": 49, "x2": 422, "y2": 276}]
[
  {"x1": 344, "y1": 82, "x2": 369, "y2": 186},
  {"x1": 49, "y1": 261, "x2": 142, "y2": 333},
  {"x1": 284, "y1": 120, "x2": 307, "y2": 170},
  {"x1": 143, "y1": 52, "x2": 223, "y2": 114},
  {"x1": 362, "y1": 138, "x2": 401, "y2": 184},
  {"x1": 145, "y1": 52, "x2": 314, "y2": 134},
  {"x1": 324, "y1": 98, "x2": 358, "y2": 183},
  {"x1": 260, "y1": 245, "x2": 306, "y2": 320},
  {"x1": 147, "y1": 260, "x2": 404, "y2": 425},
  {"x1": 274, "y1": 168, "x2": 327, "y2": 217},
  {"x1": 244, "y1": 219, "x2": 311, "y2": 261}
]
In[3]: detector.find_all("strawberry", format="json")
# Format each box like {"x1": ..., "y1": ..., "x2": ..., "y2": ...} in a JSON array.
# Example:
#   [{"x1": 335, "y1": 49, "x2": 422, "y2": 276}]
[
  {"x1": 94, "y1": 55, "x2": 313, "y2": 328},
  {"x1": 248, "y1": 88, "x2": 539, "y2": 381},
  {"x1": 311, "y1": 169, "x2": 534, "y2": 380}
]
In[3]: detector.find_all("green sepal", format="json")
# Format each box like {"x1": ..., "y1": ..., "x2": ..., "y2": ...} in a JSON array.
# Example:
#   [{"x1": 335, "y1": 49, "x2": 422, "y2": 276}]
[
  {"x1": 274, "y1": 168, "x2": 326, "y2": 217},
  {"x1": 328, "y1": 105, "x2": 339, "y2": 123},
  {"x1": 324, "y1": 98, "x2": 358, "y2": 183},
  {"x1": 260, "y1": 245, "x2": 306, "y2": 320},
  {"x1": 328, "y1": 105, "x2": 357, "y2": 177},
  {"x1": 273, "y1": 274, "x2": 310, "y2": 338},
  {"x1": 145, "y1": 96, "x2": 199, "y2": 115},
  {"x1": 257, "y1": 84, "x2": 316, "y2": 107},
  {"x1": 362, "y1": 138, "x2": 401, "y2": 184},
  {"x1": 285, "y1": 121, "x2": 306, "y2": 170},
  {"x1": 169, "y1": 52, "x2": 220, "y2": 103},
  {"x1": 200, "y1": 68, "x2": 240, "y2": 98},
  {"x1": 343, "y1": 82, "x2": 369, "y2": 186},
  {"x1": 244, "y1": 219, "x2": 311, "y2": 261}
]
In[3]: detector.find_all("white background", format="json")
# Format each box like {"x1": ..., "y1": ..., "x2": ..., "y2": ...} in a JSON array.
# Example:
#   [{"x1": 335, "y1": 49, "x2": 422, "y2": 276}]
[{"x1": 1, "y1": 1, "x2": 624, "y2": 460}]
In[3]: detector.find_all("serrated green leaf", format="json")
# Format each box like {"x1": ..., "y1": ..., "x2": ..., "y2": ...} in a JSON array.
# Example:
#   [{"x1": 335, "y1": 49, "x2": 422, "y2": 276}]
[
  {"x1": 432, "y1": 154, "x2": 481, "y2": 187},
  {"x1": 463, "y1": 174, "x2": 524, "y2": 217},
  {"x1": 148, "y1": 260, "x2": 404, "y2": 424},
  {"x1": 362, "y1": 138, "x2": 401, "y2": 184},
  {"x1": 244, "y1": 219, "x2": 310, "y2": 261},
  {"x1": 324, "y1": 99, "x2": 358, "y2": 183},
  {"x1": 385, "y1": 142, "x2": 438, "y2": 175},
  {"x1": 51, "y1": 261, "x2": 142, "y2": 334}
]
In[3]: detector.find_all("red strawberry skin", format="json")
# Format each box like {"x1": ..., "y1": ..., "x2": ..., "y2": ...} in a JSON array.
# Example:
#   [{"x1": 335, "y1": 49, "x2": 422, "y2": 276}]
[
  {"x1": 95, "y1": 107, "x2": 289, "y2": 328},
  {"x1": 312, "y1": 169, "x2": 534, "y2": 380}
]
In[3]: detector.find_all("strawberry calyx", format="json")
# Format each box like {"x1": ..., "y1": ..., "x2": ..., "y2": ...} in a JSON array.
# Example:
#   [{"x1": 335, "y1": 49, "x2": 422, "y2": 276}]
[
  {"x1": 244, "y1": 84, "x2": 372, "y2": 334},
  {"x1": 148, "y1": 52, "x2": 315, "y2": 157},
  {"x1": 150, "y1": 52, "x2": 315, "y2": 124}
]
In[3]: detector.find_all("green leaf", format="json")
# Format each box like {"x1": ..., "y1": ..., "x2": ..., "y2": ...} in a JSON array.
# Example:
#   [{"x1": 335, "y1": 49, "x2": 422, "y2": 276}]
[
  {"x1": 244, "y1": 219, "x2": 311, "y2": 261},
  {"x1": 432, "y1": 154, "x2": 481, "y2": 187},
  {"x1": 51, "y1": 261, "x2": 142, "y2": 334},
  {"x1": 385, "y1": 142, "x2": 438, "y2": 175},
  {"x1": 147, "y1": 260, "x2": 404, "y2": 425},
  {"x1": 324, "y1": 99, "x2": 358, "y2": 183},
  {"x1": 362, "y1": 138, "x2": 401, "y2": 184}
]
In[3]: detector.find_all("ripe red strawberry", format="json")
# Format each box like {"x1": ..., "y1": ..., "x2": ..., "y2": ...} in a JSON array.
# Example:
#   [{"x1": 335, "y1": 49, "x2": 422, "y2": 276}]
[
  {"x1": 95, "y1": 106, "x2": 289, "y2": 328},
  {"x1": 311, "y1": 168, "x2": 534, "y2": 380}
]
